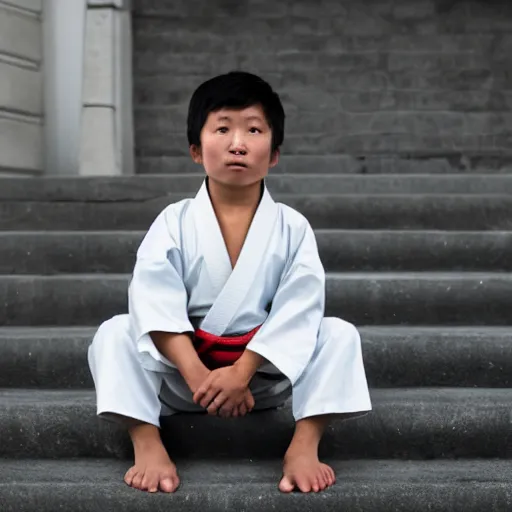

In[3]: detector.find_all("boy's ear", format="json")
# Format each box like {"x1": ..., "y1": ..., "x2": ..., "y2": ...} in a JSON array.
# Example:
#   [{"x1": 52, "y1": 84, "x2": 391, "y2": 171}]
[
  {"x1": 269, "y1": 148, "x2": 280, "y2": 168},
  {"x1": 190, "y1": 144, "x2": 203, "y2": 164}
]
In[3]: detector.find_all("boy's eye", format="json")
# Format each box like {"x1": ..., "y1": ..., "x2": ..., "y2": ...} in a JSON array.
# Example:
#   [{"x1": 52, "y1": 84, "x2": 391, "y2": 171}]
[
  {"x1": 249, "y1": 127, "x2": 261, "y2": 133},
  {"x1": 217, "y1": 127, "x2": 228, "y2": 133}
]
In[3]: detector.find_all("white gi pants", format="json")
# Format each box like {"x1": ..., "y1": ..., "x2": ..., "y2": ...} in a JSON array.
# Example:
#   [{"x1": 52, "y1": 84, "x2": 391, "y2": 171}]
[{"x1": 88, "y1": 314, "x2": 371, "y2": 427}]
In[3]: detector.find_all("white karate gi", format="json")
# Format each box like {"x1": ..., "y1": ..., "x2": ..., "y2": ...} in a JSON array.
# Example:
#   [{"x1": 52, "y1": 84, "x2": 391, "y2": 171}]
[{"x1": 88, "y1": 180, "x2": 371, "y2": 427}]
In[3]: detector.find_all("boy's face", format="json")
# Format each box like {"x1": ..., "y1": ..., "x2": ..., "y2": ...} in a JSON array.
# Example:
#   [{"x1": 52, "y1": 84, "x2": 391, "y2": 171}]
[{"x1": 190, "y1": 104, "x2": 279, "y2": 188}]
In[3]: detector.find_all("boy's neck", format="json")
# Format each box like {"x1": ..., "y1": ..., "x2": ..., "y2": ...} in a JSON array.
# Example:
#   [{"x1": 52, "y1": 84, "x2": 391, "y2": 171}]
[{"x1": 207, "y1": 177, "x2": 263, "y2": 214}]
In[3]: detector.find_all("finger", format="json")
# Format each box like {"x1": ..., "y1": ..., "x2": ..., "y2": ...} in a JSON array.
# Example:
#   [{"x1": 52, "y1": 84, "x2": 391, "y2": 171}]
[
  {"x1": 245, "y1": 391, "x2": 255, "y2": 411},
  {"x1": 192, "y1": 373, "x2": 216, "y2": 403},
  {"x1": 231, "y1": 406, "x2": 239, "y2": 418},
  {"x1": 243, "y1": 395, "x2": 252, "y2": 412},
  {"x1": 219, "y1": 399, "x2": 235, "y2": 418},
  {"x1": 199, "y1": 387, "x2": 220, "y2": 409},
  {"x1": 238, "y1": 402, "x2": 247, "y2": 416},
  {"x1": 207, "y1": 392, "x2": 228, "y2": 415},
  {"x1": 219, "y1": 407, "x2": 232, "y2": 418}
]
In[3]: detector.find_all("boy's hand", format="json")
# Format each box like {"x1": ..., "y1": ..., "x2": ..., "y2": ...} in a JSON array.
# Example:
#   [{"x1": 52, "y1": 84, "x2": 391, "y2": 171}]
[
  {"x1": 193, "y1": 365, "x2": 253, "y2": 417},
  {"x1": 234, "y1": 390, "x2": 255, "y2": 418}
]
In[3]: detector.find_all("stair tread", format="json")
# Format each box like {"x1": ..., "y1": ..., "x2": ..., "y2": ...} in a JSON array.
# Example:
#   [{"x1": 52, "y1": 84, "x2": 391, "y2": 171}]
[
  {"x1": 1, "y1": 271, "x2": 511, "y2": 278},
  {"x1": 2, "y1": 386, "x2": 511, "y2": 403},
  {"x1": 1, "y1": 324, "x2": 511, "y2": 337},
  {"x1": 2, "y1": 457, "x2": 512, "y2": 484},
  {"x1": 1, "y1": 174, "x2": 512, "y2": 201},
  {"x1": 2, "y1": 458, "x2": 511, "y2": 511}
]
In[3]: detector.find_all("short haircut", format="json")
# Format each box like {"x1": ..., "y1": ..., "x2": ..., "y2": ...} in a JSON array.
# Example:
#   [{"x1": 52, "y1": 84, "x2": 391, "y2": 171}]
[{"x1": 187, "y1": 71, "x2": 285, "y2": 154}]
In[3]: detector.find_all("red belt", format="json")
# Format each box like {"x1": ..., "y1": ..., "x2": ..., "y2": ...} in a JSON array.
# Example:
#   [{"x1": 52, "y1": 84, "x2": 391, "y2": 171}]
[{"x1": 193, "y1": 325, "x2": 262, "y2": 370}]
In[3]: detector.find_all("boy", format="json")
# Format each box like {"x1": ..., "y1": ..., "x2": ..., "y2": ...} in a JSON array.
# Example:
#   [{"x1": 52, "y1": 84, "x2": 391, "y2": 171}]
[{"x1": 88, "y1": 71, "x2": 371, "y2": 494}]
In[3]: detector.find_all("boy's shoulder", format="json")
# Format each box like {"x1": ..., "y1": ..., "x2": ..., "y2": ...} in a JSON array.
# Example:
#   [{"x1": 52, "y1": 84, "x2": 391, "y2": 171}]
[
  {"x1": 276, "y1": 201, "x2": 312, "y2": 234},
  {"x1": 158, "y1": 197, "x2": 194, "y2": 223}
]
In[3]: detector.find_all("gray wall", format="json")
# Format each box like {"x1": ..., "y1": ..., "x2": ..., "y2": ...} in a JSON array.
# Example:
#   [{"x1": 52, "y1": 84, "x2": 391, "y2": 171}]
[
  {"x1": 133, "y1": 0, "x2": 512, "y2": 174},
  {"x1": 0, "y1": 0, "x2": 43, "y2": 175}
]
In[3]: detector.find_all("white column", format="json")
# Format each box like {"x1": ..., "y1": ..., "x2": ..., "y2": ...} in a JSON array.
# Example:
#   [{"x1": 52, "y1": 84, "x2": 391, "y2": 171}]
[
  {"x1": 43, "y1": 0, "x2": 86, "y2": 176},
  {"x1": 79, "y1": 0, "x2": 134, "y2": 176}
]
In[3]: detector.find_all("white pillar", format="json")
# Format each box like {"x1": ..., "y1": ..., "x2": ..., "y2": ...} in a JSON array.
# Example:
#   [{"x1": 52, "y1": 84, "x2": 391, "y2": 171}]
[
  {"x1": 79, "y1": 0, "x2": 134, "y2": 175},
  {"x1": 43, "y1": 0, "x2": 86, "y2": 176}
]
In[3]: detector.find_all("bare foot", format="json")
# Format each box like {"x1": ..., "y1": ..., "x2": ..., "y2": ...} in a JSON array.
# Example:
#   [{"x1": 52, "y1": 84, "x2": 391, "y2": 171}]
[
  {"x1": 124, "y1": 424, "x2": 180, "y2": 493},
  {"x1": 279, "y1": 452, "x2": 336, "y2": 493}
]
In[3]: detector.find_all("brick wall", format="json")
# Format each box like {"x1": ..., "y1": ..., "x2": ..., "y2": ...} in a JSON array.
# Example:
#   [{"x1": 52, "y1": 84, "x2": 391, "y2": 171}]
[{"x1": 133, "y1": 0, "x2": 512, "y2": 174}]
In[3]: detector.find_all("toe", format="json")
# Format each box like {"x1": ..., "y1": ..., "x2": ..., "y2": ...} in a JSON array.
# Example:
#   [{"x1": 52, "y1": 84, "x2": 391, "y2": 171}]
[
  {"x1": 124, "y1": 467, "x2": 136, "y2": 486},
  {"x1": 278, "y1": 475, "x2": 295, "y2": 493},
  {"x1": 144, "y1": 473, "x2": 159, "y2": 493},
  {"x1": 131, "y1": 472, "x2": 144, "y2": 490},
  {"x1": 160, "y1": 476, "x2": 179, "y2": 493},
  {"x1": 296, "y1": 476, "x2": 312, "y2": 493},
  {"x1": 140, "y1": 476, "x2": 150, "y2": 492}
]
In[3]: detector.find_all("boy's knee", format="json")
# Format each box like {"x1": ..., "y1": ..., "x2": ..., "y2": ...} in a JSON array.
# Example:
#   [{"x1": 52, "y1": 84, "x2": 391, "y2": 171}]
[
  {"x1": 91, "y1": 314, "x2": 132, "y2": 352},
  {"x1": 319, "y1": 317, "x2": 361, "y2": 353}
]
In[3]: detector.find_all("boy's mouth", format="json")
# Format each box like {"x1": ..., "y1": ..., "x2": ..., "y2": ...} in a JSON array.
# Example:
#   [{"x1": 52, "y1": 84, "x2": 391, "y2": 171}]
[{"x1": 226, "y1": 162, "x2": 248, "y2": 168}]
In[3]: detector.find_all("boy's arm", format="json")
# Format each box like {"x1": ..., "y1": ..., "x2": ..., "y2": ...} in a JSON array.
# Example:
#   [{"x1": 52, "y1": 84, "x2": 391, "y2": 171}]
[
  {"x1": 245, "y1": 221, "x2": 325, "y2": 385},
  {"x1": 129, "y1": 208, "x2": 195, "y2": 364},
  {"x1": 234, "y1": 349, "x2": 266, "y2": 383},
  {"x1": 150, "y1": 331, "x2": 209, "y2": 393}
]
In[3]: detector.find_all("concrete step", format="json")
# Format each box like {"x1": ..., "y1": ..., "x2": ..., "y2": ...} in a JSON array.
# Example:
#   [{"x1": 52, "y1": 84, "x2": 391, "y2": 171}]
[
  {"x1": 136, "y1": 155, "x2": 512, "y2": 175},
  {"x1": 0, "y1": 326, "x2": 510, "y2": 389},
  {"x1": 2, "y1": 458, "x2": 511, "y2": 512},
  {"x1": 2, "y1": 230, "x2": 512, "y2": 275},
  {"x1": 1, "y1": 388, "x2": 510, "y2": 459},
  {"x1": 1, "y1": 195, "x2": 511, "y2": 231},
  {"x1": 1, "y1": 273, "x2": 511, "y2": 327},
  {"x1": 2, "y1": 175, "x2": 512, "y2": 200},
  {"x1": 136, "y1": 130, "x2": 512, "y2": 158}
]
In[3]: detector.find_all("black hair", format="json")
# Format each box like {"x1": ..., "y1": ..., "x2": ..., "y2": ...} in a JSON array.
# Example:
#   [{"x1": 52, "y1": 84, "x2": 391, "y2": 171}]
[{"x1": 187, "y1": 71, "x2": 285, "y2": 154}]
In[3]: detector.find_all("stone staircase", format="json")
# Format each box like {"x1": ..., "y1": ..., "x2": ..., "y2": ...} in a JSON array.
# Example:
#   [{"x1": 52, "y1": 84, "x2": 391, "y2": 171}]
[
  {"x1": 1, "y1": 174, "x2": 512, "y2": 510},
  {"x1": 3, "y1": 0, "x2": 512, "y2": 508}
]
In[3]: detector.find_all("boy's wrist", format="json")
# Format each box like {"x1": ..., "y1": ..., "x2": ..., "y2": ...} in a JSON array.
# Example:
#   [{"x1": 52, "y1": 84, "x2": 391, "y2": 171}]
[
  {"x1": 182, "y1": 360, "x2": 211, "y2": 393},
  {"x1": 234, "y1": 349, "x2": 265, "y2": 384}
]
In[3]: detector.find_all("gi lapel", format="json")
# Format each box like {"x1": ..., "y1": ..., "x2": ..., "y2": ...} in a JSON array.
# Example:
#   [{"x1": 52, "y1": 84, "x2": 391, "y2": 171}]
[
  {"x1": 195, "y1": 179, "x2": 279, "y2": 336},
  {"x1": 192, "y1": 181, "x2": 233, "y2": 298}
]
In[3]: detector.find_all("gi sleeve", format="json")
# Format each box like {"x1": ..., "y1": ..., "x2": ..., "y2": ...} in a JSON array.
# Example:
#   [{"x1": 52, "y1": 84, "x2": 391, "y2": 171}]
[
  {"x1": 128, "y1": 207, "x2": 194, "y2": 368},
  {"x1": 246, "y1": 220, "x2": 325, "y2": 385}
]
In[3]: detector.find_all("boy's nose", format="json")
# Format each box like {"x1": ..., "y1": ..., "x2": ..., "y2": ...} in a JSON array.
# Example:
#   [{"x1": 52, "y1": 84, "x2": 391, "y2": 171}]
[
  {"x1": 228, "y1": 137, "x2": 247, "y2": 154},
  {"x1": 228, "y1": 131, "x2": 248, "y2": 151}
]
